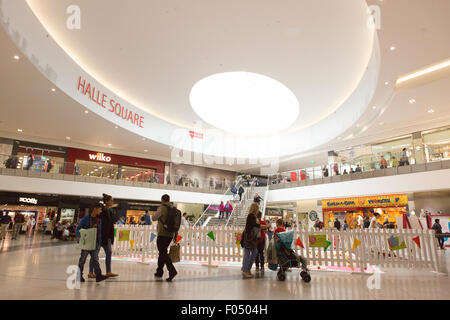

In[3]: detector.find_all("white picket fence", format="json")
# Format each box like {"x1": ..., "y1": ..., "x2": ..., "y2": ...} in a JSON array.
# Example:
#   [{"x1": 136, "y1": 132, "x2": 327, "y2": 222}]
[{"x1": 112, "y1": 225, "x2": 440, "y2": 273}]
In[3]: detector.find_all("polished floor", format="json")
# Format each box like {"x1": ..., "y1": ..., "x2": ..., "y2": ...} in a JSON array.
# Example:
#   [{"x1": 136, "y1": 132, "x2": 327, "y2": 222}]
[{"x1": 0, "y1": 232, "x2": 449, "y2": 300}]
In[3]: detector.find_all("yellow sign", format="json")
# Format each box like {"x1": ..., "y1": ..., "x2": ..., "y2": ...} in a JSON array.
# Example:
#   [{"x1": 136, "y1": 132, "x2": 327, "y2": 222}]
[{"x1": 322, "y1": 194, "x2": 408, "y2": 209}]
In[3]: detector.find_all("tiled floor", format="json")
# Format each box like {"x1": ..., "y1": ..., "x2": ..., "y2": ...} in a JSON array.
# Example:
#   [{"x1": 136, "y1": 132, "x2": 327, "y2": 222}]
[{"x1": 1, "y1": 233, "x2": 449, "y2": 300}]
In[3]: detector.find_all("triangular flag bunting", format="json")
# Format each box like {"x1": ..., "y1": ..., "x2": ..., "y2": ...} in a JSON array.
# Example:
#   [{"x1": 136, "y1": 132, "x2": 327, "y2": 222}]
[
  {"x1": 207, "y1": 231, "x2": 215, "y2": 241},
  {"x1": 130, "y1": 239, "x2": 135, "y2": 250},
  {"x1": 176, "y1": 234, "x2": 182, "y2": 244},
  {"x1": 324, "y1": 241, "x2": 331, "y2": 251},
  {"x1": 150, "y1": 232, "x2": 156, "y2": 243},
  {"x1": 352, "y1": 238, "x2": 361, "y2": 251},
  {"x1": 388, "y1": 235, "x2": 398, "y2": 247},
  {"x1": 296, "y1": 237, "x2": 304, "y2": 248},
  {"x1": 237, "y1": 242, "x2": 241, "y2": 250},
  {"x1": 114, "y1": 228, "x2": 117, "y2": 238},
  {"x1": 412, "y1": 236, "x2": 421, "y2": 248}
]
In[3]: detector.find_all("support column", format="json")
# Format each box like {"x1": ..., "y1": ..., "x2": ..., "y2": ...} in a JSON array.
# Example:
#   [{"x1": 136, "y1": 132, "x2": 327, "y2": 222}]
[{"x1": 412, "y1": 132, "x2": 426, "y2": 164}]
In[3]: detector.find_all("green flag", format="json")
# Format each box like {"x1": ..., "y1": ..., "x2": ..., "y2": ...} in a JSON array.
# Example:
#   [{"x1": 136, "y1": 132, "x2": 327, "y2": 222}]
[
  {"x1": 114, "y1": 229, "x2": 117, "y2": 238},
  {"x1": 207, "y1": 231, "x2": 215, "y2": 241},
  {"x1": 324, "y1": 240, "x2": 331, "y2": 251}
]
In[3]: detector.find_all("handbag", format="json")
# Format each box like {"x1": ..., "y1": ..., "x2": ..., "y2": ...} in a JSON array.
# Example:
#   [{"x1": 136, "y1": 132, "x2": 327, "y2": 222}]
[
  {"x1": 77, "y1": 228, "x2": 97, "y2": 251},
  {"x1": 169, "y1": 243, "x2": 181, "y2": 263}
]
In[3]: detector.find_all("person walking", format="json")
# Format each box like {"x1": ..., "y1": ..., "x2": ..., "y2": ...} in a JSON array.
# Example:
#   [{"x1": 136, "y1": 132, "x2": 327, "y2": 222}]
[
  {"x1": 238, "y1": 186, "x2": 245, "y2": 201},
  {"x1": 334, "y1": 218, "x2": 341, "y2": 231},
  {"x1": 76, "y1": 204, "x2": 108, "y2": 283},
  {"x1": 253, "y1": 193, "x2": 263, "y2": 204},
  {"x1": 27, "y1": 216, "x2": 35, "y2": 236},
  {"x1": 219, "y1": 201, "x2": 225, "y2": 220},
  {"x1": 12, "y1": 212, "x2": 25, "y2": 240},
  {"x1": 0, "y1": 212, "x2": 11, "y2": 240},
  {"x1": 231, "y1": 185, "x2": 238, "y2": 200},
  {"x1": 88, "y1": 194, "x2": 119, "y2": 279},
  {"x1": 152, "y1": 194, "x2": 178, "y2": 282},
  {"x1": 432, "y1": 219, "x2": 445, "y2": 250},
  {"x1": 241, "y1": 203, "x2": 261, "y2": 278},
  {"x1": 225, "y1": 201, "x2": 233, "y2": 220},
  {"x1": 400, "y1": 148, "x2": 409, "y2": 166},
  {"x1": 254, "y1": 211, "x2": 269, "y2": 273}
]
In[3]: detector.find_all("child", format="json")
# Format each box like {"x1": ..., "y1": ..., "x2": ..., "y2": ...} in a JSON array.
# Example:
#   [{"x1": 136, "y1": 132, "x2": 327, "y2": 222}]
[{"x1": 273, "y1": 219, "x2": 286, "y2": 237}]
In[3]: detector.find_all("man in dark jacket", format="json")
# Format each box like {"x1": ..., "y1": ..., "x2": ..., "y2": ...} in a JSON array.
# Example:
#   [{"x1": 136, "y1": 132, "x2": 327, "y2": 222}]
[
  {"x1": 152, "y1": 194, "x2": 177, "y2": 282},
  {"x1": 334, "y1": 218, "x2": 341, "y2": 231},
  {"x1": 253, "y1": 193, "x2": 263, "y2": 204},
  {"x1": 88, "y1": 194, "x2": 119, "y2": 279},
  {"x1": 12, "y1": 212, "x2": 25, "y2": 239},
  {"x1": 432, "y1": 219, "x2": 445, "y2": 250},
  {"x1": 238, "y1": 186, "x2": 245, "y2": 201}
]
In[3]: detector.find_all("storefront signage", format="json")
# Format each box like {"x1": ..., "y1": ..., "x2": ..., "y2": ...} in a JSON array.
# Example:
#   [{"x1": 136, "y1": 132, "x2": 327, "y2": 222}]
[
  {"x1": 19, "y1": 197, "x2": 38, "y2": 204},
  {"x1": 189, "y1": 131, "x2": 204, "y2": 139},
  {"x1": 77, "y1": 76, "x2": 144, "y2": 128},
  {"x1": 88, "y1": 152, "x2": 112, "y2": 162},
  {"x1": 322, "y1": 194, "x2": 408, "y2": 209}
]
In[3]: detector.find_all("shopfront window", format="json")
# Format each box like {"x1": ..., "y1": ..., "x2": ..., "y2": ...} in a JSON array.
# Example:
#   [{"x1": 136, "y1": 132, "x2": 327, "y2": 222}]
[
  {"x1": 121, "y1": 166, "x2": 156, "y2": 182},
  {"x1": 423, "y1": 128, "x2": 450, "y2": 162},
  {"x1": 74, "y1": 160, "x2": 119, "y2": 178}
]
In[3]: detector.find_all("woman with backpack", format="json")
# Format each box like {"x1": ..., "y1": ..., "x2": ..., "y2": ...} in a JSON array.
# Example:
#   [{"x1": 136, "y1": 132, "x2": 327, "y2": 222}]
[{"x1": 225, "y1": 201, "x2": 233, "y2": 220}]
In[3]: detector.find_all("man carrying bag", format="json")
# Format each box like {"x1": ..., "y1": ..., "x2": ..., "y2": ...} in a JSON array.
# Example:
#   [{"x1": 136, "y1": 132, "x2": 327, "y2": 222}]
[
  {"x1": 152, "y1": 194, "x2": 181, "y2": 282},
  {"x1": 76, "y1": 204, "x2": 107, "y2": 283}
]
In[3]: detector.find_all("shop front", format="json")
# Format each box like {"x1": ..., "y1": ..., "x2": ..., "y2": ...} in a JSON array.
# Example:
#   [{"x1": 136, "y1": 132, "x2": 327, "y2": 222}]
[
  {"x1": 322, "y1": 194, "x2": 409, "y2": 229},
  {"x1": 65, "y1": 148, "x2": 165, "y2": 182}
]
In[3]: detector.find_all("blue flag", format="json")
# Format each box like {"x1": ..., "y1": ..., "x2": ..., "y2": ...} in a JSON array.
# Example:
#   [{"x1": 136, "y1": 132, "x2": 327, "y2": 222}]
[{"x1": 150, "y1": 233, "x2": 157, "y2": 243}]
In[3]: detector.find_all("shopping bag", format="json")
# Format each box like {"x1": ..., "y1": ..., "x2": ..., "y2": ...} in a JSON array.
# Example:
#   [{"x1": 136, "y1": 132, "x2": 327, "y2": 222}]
[
  {"x1": 169, "y1": 244, "x2": 181, "y2": 263},
  {"x1": 77, "y1": 228, "x2": 97, "y2": 251}
]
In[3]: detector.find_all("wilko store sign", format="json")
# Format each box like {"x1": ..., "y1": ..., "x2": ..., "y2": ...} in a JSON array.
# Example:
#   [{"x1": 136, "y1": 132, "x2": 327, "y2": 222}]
[
  {"x1": 88, "y1": 153, "x2": 112, "y2": 163},
  {"x1": 19, "y1": 197, "x2": 38, "y2": 205}
]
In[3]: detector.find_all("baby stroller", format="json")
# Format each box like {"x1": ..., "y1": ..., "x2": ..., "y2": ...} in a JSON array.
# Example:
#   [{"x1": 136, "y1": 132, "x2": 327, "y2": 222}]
[{"x1": 271, "y1": 231, "x2": 311, "y2": 282}]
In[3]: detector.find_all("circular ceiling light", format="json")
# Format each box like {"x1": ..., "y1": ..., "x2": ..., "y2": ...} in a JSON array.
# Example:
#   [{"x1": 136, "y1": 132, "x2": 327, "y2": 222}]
[{"x1": 189, "y1": 72, "x2": 299, "y2": 136}]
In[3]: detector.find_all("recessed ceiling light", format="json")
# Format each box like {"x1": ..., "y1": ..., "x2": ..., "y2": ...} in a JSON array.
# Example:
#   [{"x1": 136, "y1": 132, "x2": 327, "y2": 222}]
[
  {"x1": 66, "y1": 137, "x2": 71, "y2": 140},
  {"x1": 144, "y1": 150, "x2": 148, "y2": 152},
  {"x1": 114, "y1": 126, "x2": 118, "y2": 129},
  {"x1": 409, "y1": 99, "x2": 416, "y2": 104},
  {"x1": 385, "y1": 81, "x2": 389, "y2": 85},
  {"x1": 108, "y1": 144, "x2": 112, "y2": 146},
  {"x1": 17, "y1": 129, "x2": 23, "y2": 132},
  {"x1": 372, "y1": 106, "x2": 377, "y2": 110},
  {"x1": 51, "y1": 88, "x2": 56, "y2": 92},
  {"x1": 84, "y1": 110, "x2": 89, "y2": 114},
  {"x1": 13, "y1": 55, "x2": 20, "y2": 60},
  {"x1": 390, "y1": 46, "x2": 396, "y2": 51},
  {"x1": 428, "y1": 109, "x2": 435, "y2": 113}
]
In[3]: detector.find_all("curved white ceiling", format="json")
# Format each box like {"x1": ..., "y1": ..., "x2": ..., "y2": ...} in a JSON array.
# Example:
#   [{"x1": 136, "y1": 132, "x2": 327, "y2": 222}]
[{"x1": 1, "y1": 0, "x2": 379, "y2": 159}]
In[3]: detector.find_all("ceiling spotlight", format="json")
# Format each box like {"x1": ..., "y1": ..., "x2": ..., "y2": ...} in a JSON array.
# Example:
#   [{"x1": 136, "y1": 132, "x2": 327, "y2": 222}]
[
  {"x1": 14, "y1": 55, "x2": 20, "y2": 60},
  {"x1": 84, "y1": 110, "x2": 89, "y2": 114},
  {"x1": 428, "y1": 109, "x2": 435, "y2": 113},
  {"x1": 114, "y1": 126, "x2": 118, "y2": 129},
  {"x1": 144, "y1": 150, "x2": 148, "y2": 152},
  {"x1": 51, "y1": 88, "x2": 56, "y2": 92},
  {"x1": 66, "y1": 137, "x2": 71, "y2": 140},
  {"x1": 17, "y1": 129, "x2": 23, "y2": 132},
  {"x1": 390, "y1": 46, "x2": 396, "y2": 51},
  {"x1": 385, "y1": 81, "x2": 389, "y2": 85},
  {"x1": 108, "y1": 144, "x2": 112, "y2": 147},
  {"x1": 372, "y1": 106, "x2": 377, "y2": 110},
  {"x1": 409, "y1": 99, "x2": 416, "y2": 104}
]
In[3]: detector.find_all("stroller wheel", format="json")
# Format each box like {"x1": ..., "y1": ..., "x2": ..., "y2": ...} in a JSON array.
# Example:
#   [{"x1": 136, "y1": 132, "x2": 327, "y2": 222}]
[
  {"x1": 277, "y1": 272, "x2": 286, "y2": 281},
  {"x1": 300, "y1": 271, "x2": 311, "y2": 283}
]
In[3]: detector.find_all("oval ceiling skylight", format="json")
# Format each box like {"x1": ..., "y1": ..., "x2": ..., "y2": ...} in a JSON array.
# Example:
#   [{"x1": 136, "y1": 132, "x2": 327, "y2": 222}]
[{"x1": 190, "y1": 72, "x2": 300, "y2": 136}]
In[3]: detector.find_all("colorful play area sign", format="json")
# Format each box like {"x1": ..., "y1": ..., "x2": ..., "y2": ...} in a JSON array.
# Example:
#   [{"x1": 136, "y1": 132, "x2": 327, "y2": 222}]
[
  {"x1": 118, "y1": 230, "x2": 130, "y2": 242},
  {"x1": 322, "y1": 194, "x2": 408, "y2": 209},
  {"x1": 309, "y1": 235, "x2": 327, "y2": 247}
]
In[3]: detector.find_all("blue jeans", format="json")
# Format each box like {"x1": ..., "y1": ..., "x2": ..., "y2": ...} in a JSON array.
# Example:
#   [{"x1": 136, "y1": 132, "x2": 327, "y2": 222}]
[
  {"x1": 90, "y1": 238, "x2": 112, "y2": 273},
  {"x1": 78, "y1": 244, "x2": 101, "y2": 277},
  {"x1": 241, "y1": 248, "x2": 257, "y2": 272}
]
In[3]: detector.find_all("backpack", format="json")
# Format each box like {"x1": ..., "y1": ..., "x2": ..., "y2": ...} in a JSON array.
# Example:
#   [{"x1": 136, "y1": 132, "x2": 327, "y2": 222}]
[{"x1": 163, "y1": 204, "x2": 181, "y2": 233}]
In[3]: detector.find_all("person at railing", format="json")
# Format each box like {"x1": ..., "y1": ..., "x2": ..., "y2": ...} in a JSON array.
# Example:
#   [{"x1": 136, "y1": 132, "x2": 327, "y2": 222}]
[
  {"x1": 343, "y1": 169, "x2": 348, "y2": 175},
  {"x1": 379, "y1": 156, "x2": 388, "y2": 169},
  {"x1": 253, "y1": 193, "x2": 263, "y2": 204},
  {"x1": 400, "y1": 148, "x2": 410, "y2": 166},
  {"x1": 219, "y1": 202, "x2": 225, "y2": 220},
  {"x1": 143, "y1": 210, "x2": 152, "y2": 226},
  {"x1": 332, "y1": 163, "x2": 339, "y2": 176},
  {"x1": 391, "y1": 156, "x2": 399, "y2": 167},
  {"x1": 343, "y1": 220, "x2": 349, "y2": 231},
  {"x1": 238, "y1": 186, "x2": 245, "y2": 201},
  {"x1": 181, "y1": 213, "x2": 189, "y2": 227},
  {"x1": 355, "y1": 164, "x2": 362, "y2": 173},
  {"x1": 152, "y1": 194, "x2": 178, "y2": 282},
  {"x1": 322, "y1": 166, "x2": 329, "y2": 177},
  {"x1": 313, "y1": 218, "x2": 323, "y2": 230},
  {"x1": 334, "y1": 218, "x2": 341, "y2": 231}
]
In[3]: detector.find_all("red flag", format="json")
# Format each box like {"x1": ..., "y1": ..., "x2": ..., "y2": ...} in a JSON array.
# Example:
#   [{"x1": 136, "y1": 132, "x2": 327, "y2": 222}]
[
  {"x1": 296, "y1": 237, "x2": 304, "y2": 248},
  {"x1": 176, "y1": 235, "x2": 182, "y2": 244},
  {"x1": 412, "y1": 236, "x2": 420, "y2": 248}
]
